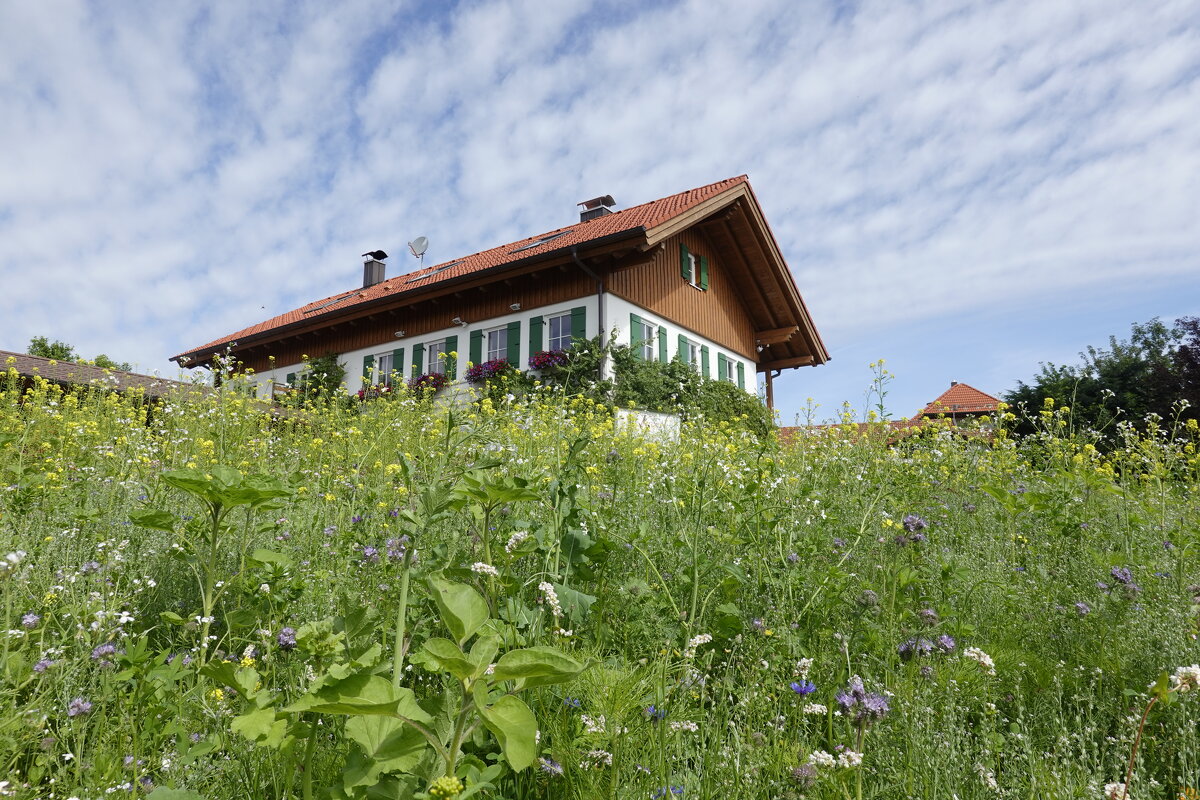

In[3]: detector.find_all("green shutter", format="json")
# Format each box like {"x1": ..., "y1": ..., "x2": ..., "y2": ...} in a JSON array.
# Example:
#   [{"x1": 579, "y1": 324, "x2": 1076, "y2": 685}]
[
  {"x1": 470, "y1": 329, "x2": 483, "y2": 365},
  {"x1": 658, "y1": 326, "x2": 667, "y2": 363},
  {"x1": 737, "y1": 361, "x2": 745, "y2": 390},
  {"x1": 362, "y1": 355, "x2": 375, "y2": 384},
  {"x1": 678, "y1": 334, "x2": 688, "y2": 363},
  {"x1": 680, "y1": 243, "x2": 690, "y2": 280},
  {"x1": 391, "y1": 348, "x2": 404, "y2": 383},
  {"x1": 506, "y1": 320, "x2": 521, "y2": 364},
  {"x1": 701, "y1": 345, "x2": 710, "y2": 378},
  {"x1": 444, "y1": 335, "x2": 458, "y2": 379},
  {"x1": 630, "y1": 313, "x2": 644, "y2": 359},
  {"x1": 570, "y1": 306, "x2": 586, "y2": 342},
  {"x1": 285, "y1": 372, "x2": 296, "y2": 386},
  {"x1": 699, "y1": 255, "x2": 709, "y2": 290},
  {"x1": 529, "y1": 315, "x2": 544, "y2": 353},
  {"x1": 412, "y1": 344, "x2": 424, "y2": 376},
  {"x1": 717, "y1": 353, "x2": 728, "y2": 381}
]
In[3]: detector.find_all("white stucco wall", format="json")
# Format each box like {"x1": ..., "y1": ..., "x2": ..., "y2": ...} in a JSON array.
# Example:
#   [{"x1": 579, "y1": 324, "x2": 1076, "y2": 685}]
[{"x1": 248, "y1": 295, "x2": 600, "y2": 399}]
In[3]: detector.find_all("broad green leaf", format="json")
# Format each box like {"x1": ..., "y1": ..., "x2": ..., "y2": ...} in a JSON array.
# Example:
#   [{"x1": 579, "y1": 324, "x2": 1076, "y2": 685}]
[
  {"x1": 159, "y1": 611, "x2": 186, "y2": 625},
  {"x1": 342, "y1": 715, "x2": 428, "y2": 789},
  {"x1": 248, "y1": 548, "x2": 293, "y2": 569},
  {"x1": 468, "y1": 635, "x2": 501, "y2": 679},
  {"x1": 231, "y1": 707, "x2": 288, "y2": 748},
  {"x1": 489, "y1": 647, "x2": 583, "y2": 687},
  {"x1": 130, "y1": 509, "x2": 176, "y2": 531},
  {"x1": 478, "y1": 695, "x2": 537, "y2": 771},
  {"x1": 551, "y1": 583, "x2": 596, "y2": 622},
  {"x1": 162, "y1": 468, "x2": 222, "y2": 505},
  {"x1": 426, "y1": 574, "x2": 489, "y2": 645},
  {"x1": 417, "y1": 638, "x2": 474, "y2": 681},
  {"x1": 285, "y1": 672, "x2": 432, "y2": 722}
]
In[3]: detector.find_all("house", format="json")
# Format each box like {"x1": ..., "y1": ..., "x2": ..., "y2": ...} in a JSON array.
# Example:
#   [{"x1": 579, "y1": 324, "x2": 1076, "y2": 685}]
[
  {"x1": 910, "y1": 381, "x2": 999, "y2": 425},
  {"x1": 2, "y1": 349, "x2": 203, "y2": 401},
  {"x1": 171, "y1": 176, "x2": 830, "y2": 408}
]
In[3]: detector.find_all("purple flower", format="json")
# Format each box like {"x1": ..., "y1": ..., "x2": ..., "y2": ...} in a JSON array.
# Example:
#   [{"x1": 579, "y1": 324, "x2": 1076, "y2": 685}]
[
  {"x1": 80, "y1": 560, "x2": 102, "y2": 575},
  {"x1": 898, "y1": 637, "x2": 934, "y2": 661},
  {"x1": 68, "y1": 697, "x2": 93, "y2": 717},
  {"x1": 935, "y1": 634, "x2": 956, "y2": 653},
  {"x1": 860, "y1": 693, "x2": 890, "y2": 720},
  {"x1": 1074, "y1": 602, "x2": 1091, "y2": 616},
  {"x1": 790, "y1": 680, "x2": 817, "y2": 696},
  {"x1": 33, "y1": 658, "x2": 53, "y2": 673},
  {"x1": 21, "y1": 612, "x2": 40, "y2": 629},
  {"x1": 834, "y1": 691, "x2": 856, "y2": 713},
  {"x1": 360, "y1": 545, "x2": 380, "y2": 563},
  {"x1": 386, "y1": 536, "x2": 410, "y2": 561},
  {"x1": 91, "y1": 643, "x2": 119, "y2": 665},
  {"x1": 1111, "y1": 566, "x2": 1134, "y2": 585},
  {"x1": 538, "y1": 756, "x2": 564, "y2": 776},
  {"x1": 646, "y1": 705, "x2": 667, "y2": 721},
  {"x1": 908, "y1": 532, "x2": 927, "y2": 544},
  {"x1": 787, "y1": 552, "x2": 800, "y2": 564},
  {"x1": 902, "y1": 514, "x2": 927, "y2": 533},
  {"x1": 351, "y1": 515, "x2": 364, "y2": 525},
  {"x1": 277, "y1": 627, "x2": 297, "y2": 651},
  {"x1": 791, "y1": 764, "x2": 817, "y2": 787}
]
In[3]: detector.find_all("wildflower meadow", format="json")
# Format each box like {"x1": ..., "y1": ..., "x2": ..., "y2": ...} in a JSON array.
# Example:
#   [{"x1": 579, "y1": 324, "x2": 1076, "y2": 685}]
[{"x1": 1, "y1": 365, "x2": 1199, "y2": 799}]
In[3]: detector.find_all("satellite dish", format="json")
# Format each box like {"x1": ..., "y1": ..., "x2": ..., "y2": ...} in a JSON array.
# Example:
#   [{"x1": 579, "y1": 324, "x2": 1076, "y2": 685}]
[{"x1": 408, "y1": 237, "x2": 429, "y2": 258}]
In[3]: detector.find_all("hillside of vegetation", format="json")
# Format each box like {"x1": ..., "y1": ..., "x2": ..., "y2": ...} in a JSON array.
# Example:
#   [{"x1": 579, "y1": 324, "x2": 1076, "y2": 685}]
[{"x1": 1, "y1": 368, "x2": 1199, "y2": 800}]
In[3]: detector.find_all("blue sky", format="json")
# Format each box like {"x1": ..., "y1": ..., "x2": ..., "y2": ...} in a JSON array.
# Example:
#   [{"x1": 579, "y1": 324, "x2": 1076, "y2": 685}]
[{"x1": 1, "y1": 0, "x2": 1197, "y2": 421}]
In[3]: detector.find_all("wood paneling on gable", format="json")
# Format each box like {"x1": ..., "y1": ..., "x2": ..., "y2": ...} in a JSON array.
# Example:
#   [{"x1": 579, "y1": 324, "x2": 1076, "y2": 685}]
[{"x1": 606, "y1": 231, "x2": 757, "y2": 359}]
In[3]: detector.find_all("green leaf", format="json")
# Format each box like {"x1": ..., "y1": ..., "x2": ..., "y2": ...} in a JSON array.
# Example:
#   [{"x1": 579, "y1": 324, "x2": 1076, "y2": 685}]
[
  {"x1": 426, "y1": 574, "x2": 489, "y2": 646},
  {"x1": 489, "y1": 647, "x2": 583, "y2": 687},
  {"x1": 159, "y1": 611, "x2": 186, "y2": 625},
  {"x1": 130, "y1": 508, "x2": 176, "y2": 531},
  {"x1": 147, "y1": 789, "x2": 207, "y2": 800},
  {"x1": 478, "y1": 695, "x2": 537, "y2": 771},
  {"x1": 417, "y1": 638, "x2": 474, "y2": 681},
  {"x1": 468, "y1": 635, "x2": 501, "y2": 679},
  {"x1": 551, "y1": 583, "x2": 596, "y2": 622},
  {"x1": 231, "y1": 707, "x2": 288, "y2": 748},
  {"x1": 248, "y1": 548, "x2": 293, "y2": 569},
  {"x1": 285, "y1": 672, "x2": 432, "y2": 722},
  {"x1": 342, "y1": 715, "x2": 429, "y2": 789}
]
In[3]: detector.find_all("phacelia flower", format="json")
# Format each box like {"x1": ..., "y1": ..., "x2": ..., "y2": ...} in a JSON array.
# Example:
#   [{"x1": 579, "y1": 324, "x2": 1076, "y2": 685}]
[
  {"x1": 277, "y1": 627, "x2": 297, "y2": 651},
  {"x1": 21, "y1": 613, "x2": 40, "y2": 629},
  {"x1": 68, "y1": 697, "x2": 93, "y2": 717},
  {"x1": 935, "y1": 634, "x2": 956, "y2": 653},
  {"x1": 34, "y1": 658, "x2": 54, "y2": 673},
  {"x1": 902, "y1": 514, "x2": 927, "y2": 533},
  {"x1": 537, "y1": 756, "x2": 564, "y2": 776}
]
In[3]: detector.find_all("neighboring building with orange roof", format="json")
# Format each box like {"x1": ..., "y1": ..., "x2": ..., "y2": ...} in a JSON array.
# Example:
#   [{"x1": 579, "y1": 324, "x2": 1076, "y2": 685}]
[
  {"x1": 172, "y1": 176, "x2": 830, "y2": 408},
  {"x1": 911, "y1": 381, "x2": 1000, "y2": 424}
]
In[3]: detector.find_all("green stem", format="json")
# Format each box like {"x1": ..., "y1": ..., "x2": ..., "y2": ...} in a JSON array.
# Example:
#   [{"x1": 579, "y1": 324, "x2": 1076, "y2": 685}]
[
  {"x1": 301, "y1": 714, "x2": 319, "y2": 800},
  {"x1": 445, "y1": 690, "x2": 475, "y2": 776},
  {"x1": 392, "y1": 549, "x2": 414, "y2": 688}
]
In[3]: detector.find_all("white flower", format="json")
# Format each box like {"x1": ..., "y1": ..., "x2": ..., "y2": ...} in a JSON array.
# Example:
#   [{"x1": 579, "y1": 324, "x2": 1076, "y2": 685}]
[
  {"x1": 964, "y1": 647, "x2": 996, "y2": 676},
  {"x1": 1103, "y1": 781, "x2": 1127, "y2": 799},
  {"x1": 807, "y1": 750, "x2": 836, "y2": 768},
  {"x1": 683, "y1": 633, "x2": 712, "y2": 659},
  {"x1": 538, "y1": 582, "x2": 563, "y2": 617},
  {"x1": 803, "y1": 703, "x2": 827, "y2": 715},
  {"x1": 1169, "y1": 664, "x2": 1200, "y2": 693},
  {"x1": 836, "y1": 750, "x2": 863, "y2": 768},
  {"x1": 669, "y1": 720, "x2": 699, "y2": 732},
  {"x1": 579, "y1": 749, "x2": 612, "y2": 769},
  {"x1": 793, "y1": 657, "x2": 814, "y2": 678},
  {"x1": 504, "y1": 531, "x2": 529, "y2": 553},
  {"x1": 471, "y1": 562, "x2": 499, "y2": 577},
  {"x1": 581, "y1": 714, "x2": 607, "y2": 734}
]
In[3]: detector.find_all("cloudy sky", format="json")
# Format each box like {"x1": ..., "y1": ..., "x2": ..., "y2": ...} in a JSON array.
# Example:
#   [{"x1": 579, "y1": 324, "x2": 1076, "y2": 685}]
[{"x1": 2, "y1": 0, "x2": 1197, "y2": 420}]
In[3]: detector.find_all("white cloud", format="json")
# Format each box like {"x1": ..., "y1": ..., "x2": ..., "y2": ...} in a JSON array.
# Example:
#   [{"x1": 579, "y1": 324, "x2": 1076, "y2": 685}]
[{"x1": 0, "y1": 0, "x2": 1196, "y2": 416}]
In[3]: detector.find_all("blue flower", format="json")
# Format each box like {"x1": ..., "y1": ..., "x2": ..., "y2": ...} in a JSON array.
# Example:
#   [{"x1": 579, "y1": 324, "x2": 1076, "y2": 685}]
[{"x1": 790, "y1": 680, "x2": 816, "y2": 696}]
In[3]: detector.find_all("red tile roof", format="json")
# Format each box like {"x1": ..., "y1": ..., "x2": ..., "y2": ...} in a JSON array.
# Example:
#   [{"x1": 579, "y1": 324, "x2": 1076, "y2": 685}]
[
  {"x1": 175, "y1": 176, "x2": 750, "y2": 362},
  {"x1": 914, "y1": 382, "x2": 999, "y2": 418},
  {"x1": 2, "y1": 350, "x2": 203, "y2": 400}
]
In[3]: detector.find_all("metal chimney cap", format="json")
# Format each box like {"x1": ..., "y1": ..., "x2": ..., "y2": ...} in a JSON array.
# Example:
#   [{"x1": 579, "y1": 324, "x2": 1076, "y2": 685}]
[{"x1": 577, "y1": 195, "x2": 615, "y2": 211}]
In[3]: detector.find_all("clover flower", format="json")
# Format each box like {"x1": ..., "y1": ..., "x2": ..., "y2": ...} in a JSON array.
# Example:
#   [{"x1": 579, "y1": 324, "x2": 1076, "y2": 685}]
[
  {"x1": 277, "y1": 627, "x2": 297, "y2": 651},
  {"x1": 68, "y1": 697, "x2": 93, "y2": 717},
  {"x1": 1170, "y1": 664, "x2": 1200, "y2": 693},
  {"x1": 802, "y1": 703, "x2": 827, "y2": 715}
]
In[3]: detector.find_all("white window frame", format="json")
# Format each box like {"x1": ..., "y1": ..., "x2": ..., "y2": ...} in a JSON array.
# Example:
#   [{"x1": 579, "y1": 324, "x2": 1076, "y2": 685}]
[
  {"x1": 686, "y1": 252, "x2": 701, "y2": 288},
  {"x1": 375, "y1": 352, "x2": 394, "y2": 386},
  {"x1": 547, "y1": 312, "x2": 572, "y2": 352},
  {"x1": 427, "y1": 340, "x2": 447, "y2": 375},
  {"x1": 686, "y1": 339, "x2": 700, "y2": 372},
  {"x1": 486, "y1": 326, "x2": 508, "y2": 362},
  {"x1": 721, "y1": 356, "x2": 738, "y2": 384},
  {"x1": 638, "y1": 320, "x2": 656, "y2": 361}
]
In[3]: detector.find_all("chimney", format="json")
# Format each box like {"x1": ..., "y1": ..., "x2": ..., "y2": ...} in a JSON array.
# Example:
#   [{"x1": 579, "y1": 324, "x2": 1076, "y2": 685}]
[
  {"x1": 361, "y1": 250, "x2": 388, "y2": 288},
  {"x1": 950, "y1": 380, "x2": 959, "y2": 386},
  {"x1": 578, "y1": 194, "x2": 616, "y2": 222}
]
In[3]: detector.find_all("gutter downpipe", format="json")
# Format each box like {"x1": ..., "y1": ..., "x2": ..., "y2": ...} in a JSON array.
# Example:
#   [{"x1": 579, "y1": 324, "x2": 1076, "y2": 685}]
[{"x1": 570, "y1": 245, "x2": 608, "y2": 378}]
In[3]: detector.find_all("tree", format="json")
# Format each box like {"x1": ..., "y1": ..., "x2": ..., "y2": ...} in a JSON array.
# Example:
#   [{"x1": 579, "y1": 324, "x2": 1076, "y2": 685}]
[
  {"x1": 27, "y1": 337, "x2": 132, "y2": 372},
  {"x1": 27, "y1": 336, "x2": 77, "y2": 362},
  {"x1": 1004, "y1": 317, "x2": 1195, "y2": 437}
]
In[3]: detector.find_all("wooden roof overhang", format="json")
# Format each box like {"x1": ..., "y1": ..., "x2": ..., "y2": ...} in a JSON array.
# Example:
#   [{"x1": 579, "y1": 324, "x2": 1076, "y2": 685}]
[
  {"x1": 174, "y1": 227, "x2": 648, "y2": 369},
  {"x1": 641, "y1": 182, "x2": 830, "y2": 373}
]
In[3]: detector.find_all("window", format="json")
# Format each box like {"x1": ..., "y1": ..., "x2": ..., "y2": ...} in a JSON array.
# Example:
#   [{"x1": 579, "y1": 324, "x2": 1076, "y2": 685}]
[
  {"x1": 375, "y1": 353, "x2": 393, "y2": 385},
  {"x1": 547, "y1": 312, "x2": 572, "y2": 351},
  {"x1": 638, "y1": 320, "x2": 656, "y2": 361},
  {"x1": 486, "y1": 327, "x2": 508, "y2": 362},
  {"x1": 686, "y1": 340, "x2": 700, "y2": 371},
  {"x1": 679, "y1": 243, "x2": 709, "y2": 290},
  {"x1": 427, "y1": 340, "x2": 447, "y2": 375},
  {"x1": 720, "y1": 356, "x2": 738, "y2": 384},
  {"x1": 686, "y1": 253, "x2": 700, "y2": 286}
]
